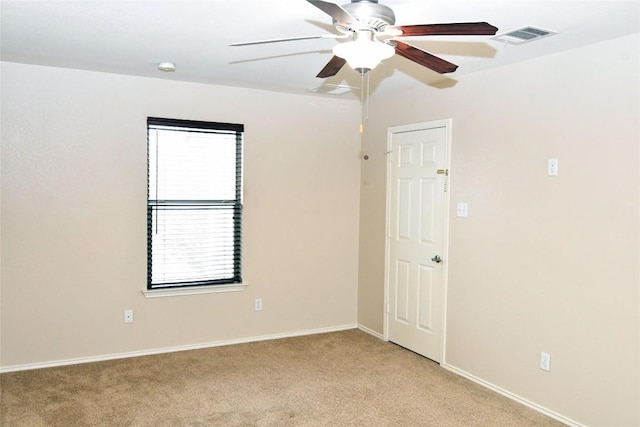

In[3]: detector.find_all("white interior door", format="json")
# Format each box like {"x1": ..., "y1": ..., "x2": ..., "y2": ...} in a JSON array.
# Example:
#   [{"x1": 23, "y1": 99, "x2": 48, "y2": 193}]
[{"x1": 386, "y1": 120, "x2": 450, "y2": 362}]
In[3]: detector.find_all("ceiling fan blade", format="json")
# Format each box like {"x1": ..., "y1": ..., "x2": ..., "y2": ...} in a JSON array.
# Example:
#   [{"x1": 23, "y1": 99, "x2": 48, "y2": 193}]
[
  {"x1": 393, "y1": 40, "x2": 458, "y2": 74},
  {"x1": 389, "y1": 22, "x2": 498, "y2": 37},
  {"x1": 230, "y1": 34, "x2": 344, "y2": 46},
  {"x1": 316, "y1": 55, "x2": 347, "y2": 78},
  {"x1": 307, "y1": 0, "x2": 358, "y2": 25}
]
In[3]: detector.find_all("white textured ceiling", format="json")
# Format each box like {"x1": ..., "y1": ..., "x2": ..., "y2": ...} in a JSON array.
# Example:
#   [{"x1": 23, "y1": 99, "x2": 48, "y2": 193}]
[{"x1": 1, "y1": 0, "x2": 639, "y2": 99}]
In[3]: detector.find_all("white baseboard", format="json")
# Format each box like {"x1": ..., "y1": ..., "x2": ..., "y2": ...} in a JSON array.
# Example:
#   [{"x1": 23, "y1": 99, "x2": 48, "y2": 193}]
[
  {"x1": 442, "y1": 363, "x2": 584, "y2": 427},
  {"x1": 357, "y1": 324, "x2": 385, "y2": 340},
  {"x1": 0, "y1": 323, "x2": 357, "y2": 373}
]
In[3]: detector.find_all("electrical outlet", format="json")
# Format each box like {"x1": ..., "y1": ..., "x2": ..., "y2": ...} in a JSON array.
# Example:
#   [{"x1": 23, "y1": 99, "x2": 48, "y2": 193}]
[
  {"x1": 124, "y1": 309, "x2": 134, "y2": 324},
  {"x1": 254, "y1": 298, "x2": 262, "y2": 311},
  {"x1": 547, "y1": 158, "x2": 558, "y2": 176},
  {"x1": 540, "y1": 352, "x2": 551, "y2": 371}
]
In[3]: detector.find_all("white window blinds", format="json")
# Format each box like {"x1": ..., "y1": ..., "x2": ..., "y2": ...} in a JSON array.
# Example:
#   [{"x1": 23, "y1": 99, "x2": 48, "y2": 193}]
[{"x1": 147, "y1": 118, "x2": 243, "y2": 289}]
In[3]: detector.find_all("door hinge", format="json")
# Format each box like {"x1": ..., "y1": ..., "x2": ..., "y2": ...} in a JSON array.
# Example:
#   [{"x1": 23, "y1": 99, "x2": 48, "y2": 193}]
[{"x1": 437, "y1": 169, "x2": 449, "y2": 176}]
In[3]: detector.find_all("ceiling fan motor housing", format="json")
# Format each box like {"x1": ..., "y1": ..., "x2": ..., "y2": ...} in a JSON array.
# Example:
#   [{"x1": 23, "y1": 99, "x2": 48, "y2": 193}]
[{"x1": 339, "y1": 0, "x2": 396, "y2": 32}]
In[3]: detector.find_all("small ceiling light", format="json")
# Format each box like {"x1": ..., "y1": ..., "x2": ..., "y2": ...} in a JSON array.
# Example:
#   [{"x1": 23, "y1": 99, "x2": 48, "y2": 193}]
[
  {"x1": 332, "y1": 31, "x2": 394, "y2": 75},
  {"x1": 157, "y1": 62, "x2": 176, "y2": 72}
]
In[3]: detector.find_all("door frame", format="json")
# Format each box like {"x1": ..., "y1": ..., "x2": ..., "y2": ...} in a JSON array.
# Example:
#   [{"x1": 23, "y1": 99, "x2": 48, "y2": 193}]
[{"x1": 383, "y1": 119, "x2": 452, "y2": 364}]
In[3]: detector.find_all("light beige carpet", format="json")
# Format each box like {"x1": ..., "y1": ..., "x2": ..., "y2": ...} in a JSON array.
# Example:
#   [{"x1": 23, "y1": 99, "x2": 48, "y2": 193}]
[{"x1": 0, "y1": 329, "x2": 564, "y2": 426}]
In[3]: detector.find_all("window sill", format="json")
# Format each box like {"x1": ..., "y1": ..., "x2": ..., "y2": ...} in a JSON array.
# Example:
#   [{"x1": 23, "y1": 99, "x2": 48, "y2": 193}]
[{"x1": 142, "y1": 283, "x2": 247, "y2": 298}]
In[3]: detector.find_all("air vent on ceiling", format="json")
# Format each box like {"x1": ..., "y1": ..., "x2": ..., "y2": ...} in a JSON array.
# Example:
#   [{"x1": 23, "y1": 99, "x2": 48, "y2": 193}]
[{"x1": 491, "y1": 26, "x2": 557, "y2": 45}]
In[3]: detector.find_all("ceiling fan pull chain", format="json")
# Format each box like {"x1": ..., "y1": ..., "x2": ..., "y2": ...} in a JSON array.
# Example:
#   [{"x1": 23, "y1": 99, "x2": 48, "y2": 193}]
[
  {"x1": 359, "y1": 71, "x2": 365, "y2": 134},
  {"x1": 366, "y1": 71, "x2": 370, "y2": 120},
  {"x1": 359, "y1": 69, "x2": 372, "y2": 135}
]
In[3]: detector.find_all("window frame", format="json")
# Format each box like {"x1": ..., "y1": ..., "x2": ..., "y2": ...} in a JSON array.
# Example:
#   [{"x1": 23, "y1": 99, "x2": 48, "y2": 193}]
[{"x1": 146, "y1": 117, "x2": 244, "y2": 291}]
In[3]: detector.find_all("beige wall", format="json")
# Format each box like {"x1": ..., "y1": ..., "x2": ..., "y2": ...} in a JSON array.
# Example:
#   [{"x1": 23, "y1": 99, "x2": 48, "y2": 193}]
[
  {"x1": 2, "y1": 33, "x2": 639, "y2": 426},
  {"x1": 0, "y1": 62, "x2": 361, "y2": 367},
  {"x1": 358, "y1": 34, "x2": 639, "y2": 426}
]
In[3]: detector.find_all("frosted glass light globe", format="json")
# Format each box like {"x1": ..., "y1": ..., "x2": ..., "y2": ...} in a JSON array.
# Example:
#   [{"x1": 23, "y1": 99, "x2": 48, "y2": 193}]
[{"x1": 333, "y1": 40, "x2": 394, "y2": 73}]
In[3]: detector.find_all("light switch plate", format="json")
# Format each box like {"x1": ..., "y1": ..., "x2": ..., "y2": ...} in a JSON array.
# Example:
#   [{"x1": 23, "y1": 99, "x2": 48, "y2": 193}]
[{"x1": 456, "y1": 203, "x2": 468, "y2": 217}]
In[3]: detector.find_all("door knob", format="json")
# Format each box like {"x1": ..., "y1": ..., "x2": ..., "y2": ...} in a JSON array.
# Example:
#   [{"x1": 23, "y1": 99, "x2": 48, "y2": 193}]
[{"x1": 431, "y1": 255, "x2": 442, "y2": 263}]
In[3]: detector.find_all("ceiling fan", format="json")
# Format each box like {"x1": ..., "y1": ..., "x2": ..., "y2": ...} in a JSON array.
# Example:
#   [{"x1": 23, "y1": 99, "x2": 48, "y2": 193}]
[{"x1": 231, "y1": 0, "x2": 498, "y2": 77}]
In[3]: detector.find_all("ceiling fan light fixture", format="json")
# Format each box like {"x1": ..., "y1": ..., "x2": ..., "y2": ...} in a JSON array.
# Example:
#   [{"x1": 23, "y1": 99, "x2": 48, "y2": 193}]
[{"x1": 333, "y1": 39, "x2": 394, "y2": 73}]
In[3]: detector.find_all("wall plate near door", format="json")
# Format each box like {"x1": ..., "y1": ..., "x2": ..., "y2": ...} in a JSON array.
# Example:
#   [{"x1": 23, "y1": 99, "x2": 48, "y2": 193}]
[{"x1": 456, "y1": 203, "x2": 468, "y2": 217}]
